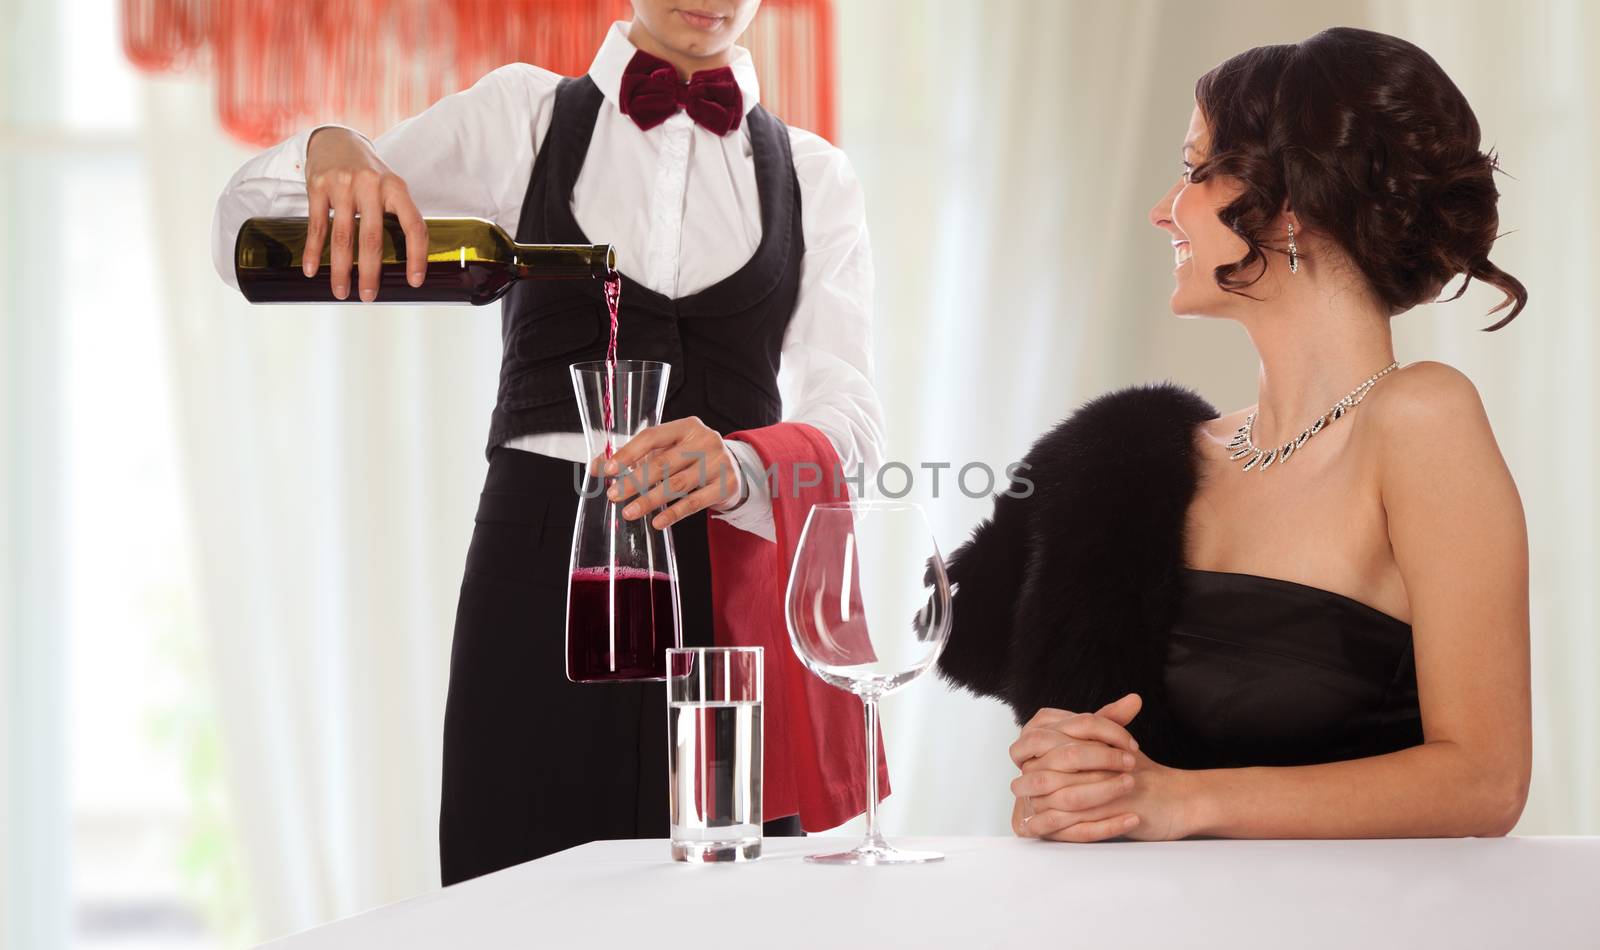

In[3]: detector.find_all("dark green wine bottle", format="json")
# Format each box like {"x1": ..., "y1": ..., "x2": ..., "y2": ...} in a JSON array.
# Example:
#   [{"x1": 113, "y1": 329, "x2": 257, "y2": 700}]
[{"x1": 235, "y1": 214, "x2": 615, "y2": 305}]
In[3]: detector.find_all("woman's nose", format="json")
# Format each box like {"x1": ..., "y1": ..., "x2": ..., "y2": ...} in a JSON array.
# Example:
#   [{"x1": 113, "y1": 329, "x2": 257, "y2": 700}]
[{"x1": 1149, "y1": 182, "x2": 1178, "y2": 230}]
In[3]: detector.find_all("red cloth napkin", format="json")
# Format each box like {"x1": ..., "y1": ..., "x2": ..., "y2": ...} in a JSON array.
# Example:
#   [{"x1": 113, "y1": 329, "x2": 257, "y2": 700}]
[{"x1": 706, "y1": 422, "x2": 890, "y2": 830}]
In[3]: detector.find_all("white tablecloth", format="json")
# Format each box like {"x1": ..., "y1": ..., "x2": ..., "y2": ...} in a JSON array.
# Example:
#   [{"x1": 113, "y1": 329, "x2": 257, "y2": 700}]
[{"x1": 262, "y1": 835, "x2": 1600, "y2": 949}]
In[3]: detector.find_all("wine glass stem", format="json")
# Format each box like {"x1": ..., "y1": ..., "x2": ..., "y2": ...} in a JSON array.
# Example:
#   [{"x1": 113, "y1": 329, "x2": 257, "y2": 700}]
[{"x1": 862, "y1": 694, "x2": 886, "y2": 850}]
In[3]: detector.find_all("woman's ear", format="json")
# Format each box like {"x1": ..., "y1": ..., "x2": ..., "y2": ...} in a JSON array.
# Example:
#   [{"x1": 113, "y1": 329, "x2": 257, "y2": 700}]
[{"x1": 1280, "y1": 203, "x2": 1299, "y2": 233}]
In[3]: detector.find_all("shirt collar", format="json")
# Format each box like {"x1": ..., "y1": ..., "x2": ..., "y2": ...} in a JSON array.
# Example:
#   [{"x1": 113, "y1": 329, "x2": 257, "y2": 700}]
[{"x1": 588, "y1": 20, "x2": 761, "y2": 118}]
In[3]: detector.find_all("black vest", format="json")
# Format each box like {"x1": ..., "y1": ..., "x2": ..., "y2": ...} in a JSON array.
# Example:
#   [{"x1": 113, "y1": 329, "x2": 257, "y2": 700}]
[{"x1": 485, "y1": 76, "x2": 804, "y2": 457}]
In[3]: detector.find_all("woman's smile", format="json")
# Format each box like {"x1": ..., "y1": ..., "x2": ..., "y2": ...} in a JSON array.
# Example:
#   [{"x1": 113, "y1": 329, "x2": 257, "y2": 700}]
[{"x1": 1173, "y1": 239, "x2": 1193, "y2": 270}]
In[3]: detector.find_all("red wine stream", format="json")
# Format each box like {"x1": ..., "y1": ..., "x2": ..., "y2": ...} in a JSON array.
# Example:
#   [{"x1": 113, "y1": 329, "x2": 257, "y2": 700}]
[{"x1": 602, "y1": 271, "x2": 621, "y2": 459}]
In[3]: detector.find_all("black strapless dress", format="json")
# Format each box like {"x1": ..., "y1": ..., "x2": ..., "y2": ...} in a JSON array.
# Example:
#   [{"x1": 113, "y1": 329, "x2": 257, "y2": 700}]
[
  {"x1": 936, "y1": 383, "x2": 1429, "y2": 770},
  {"x1": 1163, "y1": 568, "x2": 1424, "y2": 769}
]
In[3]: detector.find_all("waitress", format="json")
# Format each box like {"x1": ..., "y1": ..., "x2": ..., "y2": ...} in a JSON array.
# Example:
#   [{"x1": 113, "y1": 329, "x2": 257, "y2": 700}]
[{"x1": 211, "y1": 0, "x2": 885, "y2": 883}]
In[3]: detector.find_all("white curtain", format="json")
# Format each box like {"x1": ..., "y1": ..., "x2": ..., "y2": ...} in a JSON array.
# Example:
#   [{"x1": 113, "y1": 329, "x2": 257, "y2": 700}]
[
  {"x1": 140, "y1": 0, "x2": 1596, "y2": 939},
  {"x1": 1365, "y1": 0, "x2": 1599, "y2": 835},
  {"x1": 139, "y1": 76, "x2": 499, "y2": 937}
]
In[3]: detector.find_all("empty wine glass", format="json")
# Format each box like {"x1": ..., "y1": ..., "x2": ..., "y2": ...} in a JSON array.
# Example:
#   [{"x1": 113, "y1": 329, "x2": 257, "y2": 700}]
[{"x1": 784, "y1": 500, "x2": 952, "y2": 865}]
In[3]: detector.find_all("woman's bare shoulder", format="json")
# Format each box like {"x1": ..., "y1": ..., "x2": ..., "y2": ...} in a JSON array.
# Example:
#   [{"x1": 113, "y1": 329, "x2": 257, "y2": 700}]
[
  {"x1": 1361, "y1": 360, "x2": 1507, "y2": 476},
  {"x1": 1366, "y1": 360, "x2": 1490, "y2": 430}
]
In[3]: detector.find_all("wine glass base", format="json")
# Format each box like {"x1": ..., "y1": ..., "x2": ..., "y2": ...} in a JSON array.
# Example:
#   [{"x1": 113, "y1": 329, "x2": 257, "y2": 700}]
[{"x1": 804, "y1": 845, "x2": 944, "y2": 866}]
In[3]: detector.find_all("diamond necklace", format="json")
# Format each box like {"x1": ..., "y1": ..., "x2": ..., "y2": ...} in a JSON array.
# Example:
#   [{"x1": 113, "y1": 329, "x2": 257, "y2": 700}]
[{"x1": 1228, "y1": 361, "x2": 1401, "y2": 472}]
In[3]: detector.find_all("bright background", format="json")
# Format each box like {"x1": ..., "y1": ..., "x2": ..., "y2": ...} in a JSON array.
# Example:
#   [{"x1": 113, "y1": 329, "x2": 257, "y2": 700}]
[{"x1": 3, "y1": 0, "x2": 1596, "y2": 947}]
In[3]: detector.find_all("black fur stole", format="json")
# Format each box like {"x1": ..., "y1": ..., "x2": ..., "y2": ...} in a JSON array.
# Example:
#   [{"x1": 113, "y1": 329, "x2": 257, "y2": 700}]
[{"x1": 937, "y1": 382, "x2": 1218, "y2": 764}]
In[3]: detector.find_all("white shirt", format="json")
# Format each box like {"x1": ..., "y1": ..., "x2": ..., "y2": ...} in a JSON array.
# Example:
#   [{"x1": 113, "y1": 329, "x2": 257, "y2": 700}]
[{"x1": 211, "y1": 21, "x2": 885, "y2": 543}]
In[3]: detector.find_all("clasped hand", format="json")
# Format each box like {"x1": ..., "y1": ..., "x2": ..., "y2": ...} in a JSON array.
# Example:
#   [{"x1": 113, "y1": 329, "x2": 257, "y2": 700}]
[{"x1": 1009, "y1": 693, "x2": 1196, "y2": 842}]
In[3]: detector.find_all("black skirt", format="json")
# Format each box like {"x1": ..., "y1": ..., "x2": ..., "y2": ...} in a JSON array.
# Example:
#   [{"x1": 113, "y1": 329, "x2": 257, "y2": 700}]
[{"x1": 438, "y1": 446, "x2": 798, "y2": 885}]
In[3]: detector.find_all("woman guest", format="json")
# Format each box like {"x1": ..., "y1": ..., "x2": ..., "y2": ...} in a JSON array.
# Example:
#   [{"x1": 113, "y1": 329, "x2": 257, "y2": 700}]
[
  {"x1": 212, "y1": 0, "x2": 885, "y2": 881},
  {"x1": 938, "y1": 27, "x2": 1530, "y2": 842}
]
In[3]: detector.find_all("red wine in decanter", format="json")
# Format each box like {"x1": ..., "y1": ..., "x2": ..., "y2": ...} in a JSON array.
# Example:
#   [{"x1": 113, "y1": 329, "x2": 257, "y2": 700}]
[{"x1": 566, "y1": 567, "x2": 677, "y2": 682}]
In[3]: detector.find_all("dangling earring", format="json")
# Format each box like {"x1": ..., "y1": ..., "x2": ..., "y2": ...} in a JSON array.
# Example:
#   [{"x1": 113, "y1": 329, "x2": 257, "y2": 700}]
[{"x1": 1287, "y1": 222, "x2": 1299, "y2": 274}]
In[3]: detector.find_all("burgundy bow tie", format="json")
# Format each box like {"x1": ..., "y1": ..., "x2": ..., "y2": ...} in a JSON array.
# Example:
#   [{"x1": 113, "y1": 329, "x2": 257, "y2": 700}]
[{"x1": 618, "y1": 50, "x2": 744, "y2": 136}]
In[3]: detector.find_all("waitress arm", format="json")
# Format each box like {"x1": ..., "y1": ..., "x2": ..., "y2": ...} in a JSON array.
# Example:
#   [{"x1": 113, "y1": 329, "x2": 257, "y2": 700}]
[
  {"x1": 210, "y1": 63, "x2": 561, "y2": 289},
  {"x1": 710, "y1": 128, "x2": 886, "y2": 544}
]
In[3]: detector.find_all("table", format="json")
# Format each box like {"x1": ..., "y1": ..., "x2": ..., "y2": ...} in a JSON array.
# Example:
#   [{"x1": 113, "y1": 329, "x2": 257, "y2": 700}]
[{"x1": 263, "y1": 835, "x2": 1600, "y2": 948}]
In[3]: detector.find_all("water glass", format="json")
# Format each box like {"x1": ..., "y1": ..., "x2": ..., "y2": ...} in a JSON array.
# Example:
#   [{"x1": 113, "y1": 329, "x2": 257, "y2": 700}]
[{"x1": 666, "y1": 646, "x2": 764, "y2": 862}]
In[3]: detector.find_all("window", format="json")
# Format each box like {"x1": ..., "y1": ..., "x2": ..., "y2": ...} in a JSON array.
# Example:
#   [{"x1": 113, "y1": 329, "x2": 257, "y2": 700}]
[{"x1": 4, "y1": 0, "x2": 248, "y2": 946}]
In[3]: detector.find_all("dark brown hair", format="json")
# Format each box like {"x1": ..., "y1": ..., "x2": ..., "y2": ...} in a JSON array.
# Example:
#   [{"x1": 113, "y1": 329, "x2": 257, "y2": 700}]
[{"x1": 1189, "y1": 27, "x2": 1526, "y2": 329}]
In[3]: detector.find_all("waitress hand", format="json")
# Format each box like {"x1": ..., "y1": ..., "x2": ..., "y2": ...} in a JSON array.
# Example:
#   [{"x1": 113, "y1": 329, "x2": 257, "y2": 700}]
[
  {"x1": 302, "y1": 126, "x2": 429, "y2": 301},
  {"x1": 590, "y1": 416, "x2": 743, "y2": 530}
]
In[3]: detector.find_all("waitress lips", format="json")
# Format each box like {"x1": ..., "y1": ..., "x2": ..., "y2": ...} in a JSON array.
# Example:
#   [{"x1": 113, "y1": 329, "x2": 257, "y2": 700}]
[{"x1": 677, "y1": 9, "x2": 727, "y2": 30}]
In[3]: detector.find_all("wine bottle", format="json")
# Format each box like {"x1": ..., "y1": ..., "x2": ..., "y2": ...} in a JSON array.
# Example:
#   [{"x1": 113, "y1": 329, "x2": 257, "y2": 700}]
[{"x1": 234, "y1": 214, "x2": 616, "y2": 305}]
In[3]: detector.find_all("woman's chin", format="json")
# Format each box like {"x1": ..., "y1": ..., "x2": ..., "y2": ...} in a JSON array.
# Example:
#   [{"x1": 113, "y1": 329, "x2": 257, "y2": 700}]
[
  {"x1": 1167, "y1": 292, "x2": 1215, "y2": 320},
  {"x1": 1168, "y1": 287, "x2": 1198, "y2": 317}
]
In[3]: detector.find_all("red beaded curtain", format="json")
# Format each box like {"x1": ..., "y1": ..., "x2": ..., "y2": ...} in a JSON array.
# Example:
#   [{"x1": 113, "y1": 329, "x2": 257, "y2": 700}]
[{"x1": 121, "y1": 0, "x2": 836, "y2": 147}]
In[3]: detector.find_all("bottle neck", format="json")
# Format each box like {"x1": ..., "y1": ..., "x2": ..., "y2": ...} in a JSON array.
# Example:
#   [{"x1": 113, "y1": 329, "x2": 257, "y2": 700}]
[{"x1": 510, "y1": 241, "x2": 615, "y2": 280}]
